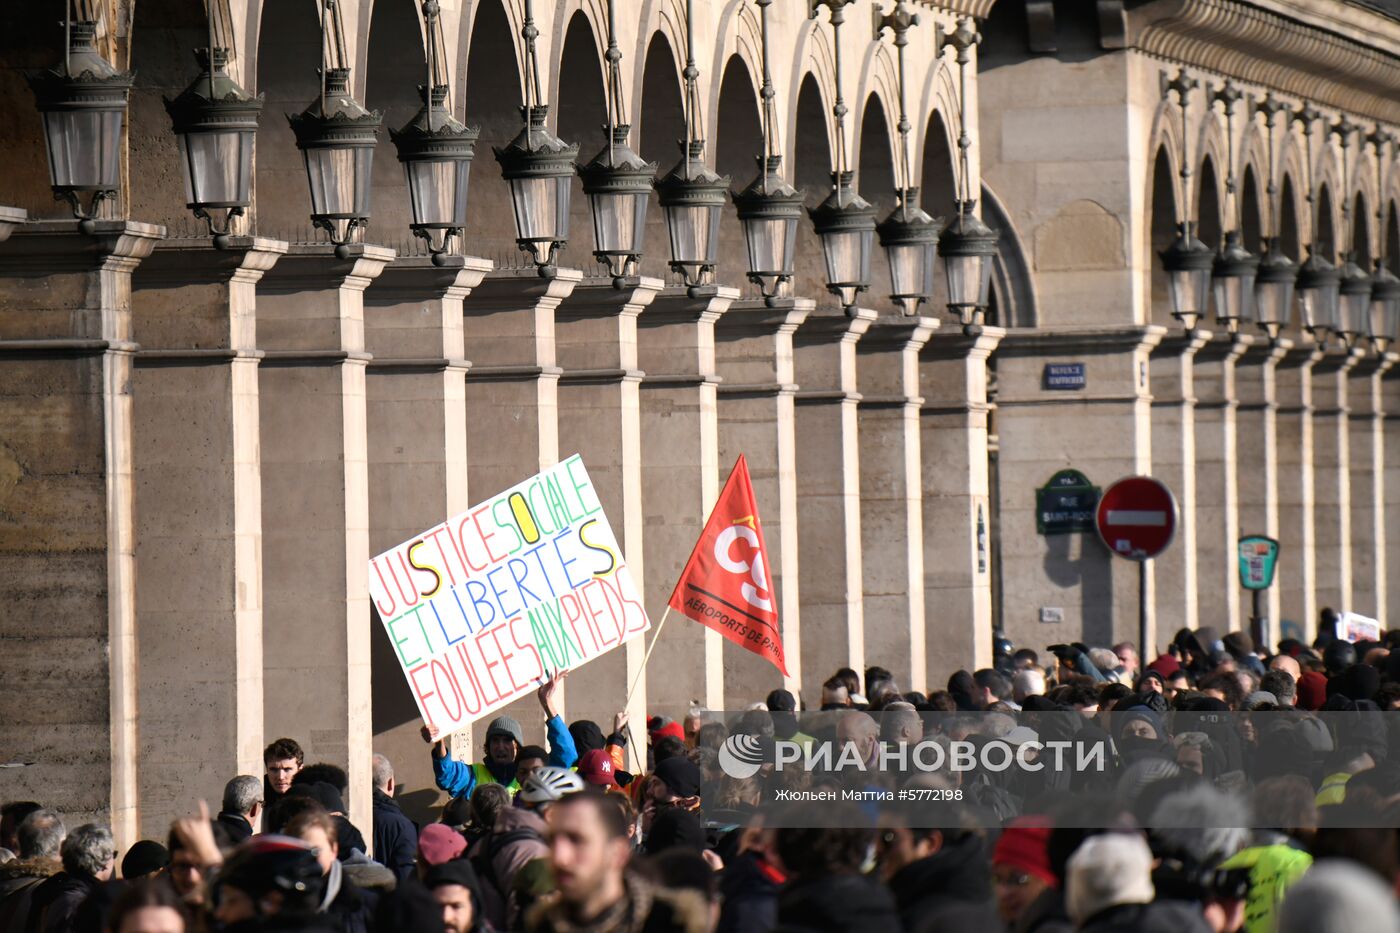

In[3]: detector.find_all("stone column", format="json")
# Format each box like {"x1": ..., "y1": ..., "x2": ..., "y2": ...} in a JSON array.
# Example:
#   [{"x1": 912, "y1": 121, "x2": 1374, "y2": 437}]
[
  {"x1": 1274, "y1": 343, "x2": 1322, "y2": 639},
  {"x1": 0, "y1": 219, "x2": 157, "y2": 848},
  {"x1": 459, "y1": 269, "x2": 577, "y2": 742},
  {"x1": 636, "y1": 285, "x2": 737, "y2": 716},
  {"x1": 363, "y1": 254, "x2": 491, "y2": 813},
  {"x1": 1312, "y1": 347, "x2": 1361, "y2": 617},
  {"x1": 130, "y1": 235, "x2": 286, "y2": 838},
  {"x1": 993, "y1": 326, "x2": 1162, "y2": 652},
  {"x1": 1347, "y1": 353, "x2": 1394, "y2": 621},
  {"x1": 919, "y1": 327, "x2": 1003, "y2": 685},
  {"x1": 1385, "y1": 370, "x2": 1400, "y2": 616},
  {"x1": 256, "y1": 244, "x2": 394, "y2": 834},
  {"x1": 1148, "y1": 330, "x2": 1209, "y2": 637},
  {"x1": 1233, "y1": 338, "x2": 1288, "y2": 633},
  {"x1": 857, "y1": 316, "x2": 938, "y2": 693},
  {"x1": 1192, "y1": 333, "x2": 1249, "y2": 634},
  {"x1": 713, "y1": 298, "x2": 812, "y2": 703},
  {"x1": 792, "y1": 309, "x2": 874, "y2": 697},
  {"x1": 553, "y1": 276, "x2": 661, "y2": 737}
]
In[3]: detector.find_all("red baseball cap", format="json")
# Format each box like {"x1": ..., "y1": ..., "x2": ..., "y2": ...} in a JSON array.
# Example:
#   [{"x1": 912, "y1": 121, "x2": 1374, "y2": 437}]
[
  {"x1": 577, "y1": 748, "x2": 619, "y2": 788},
  {"x1": 418, "y1": 823, "x2": 467, "y2": 865}
]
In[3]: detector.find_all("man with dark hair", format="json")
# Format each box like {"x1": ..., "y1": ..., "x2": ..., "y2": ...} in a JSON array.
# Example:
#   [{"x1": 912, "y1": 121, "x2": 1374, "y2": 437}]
[
  {"x1": 973, "y1": 668, "x2": 1013, "y2": 710},
  {"x1": 834, "y1": 667, "x2": 866, "y2": 705},
  {"x1": 820, "y1": 677, "x2": 851, "y2": 710},
  {"x1": 428, "y1": 671, "x2": 578, "y2": 798},
  {"x1": 775, "y1": 803, "x2": 900, "y2": 932},
  {"x1": 218, "y1": 774, "x2": 264, "y2": 843},
  {"x1": 1260, "y1": 670, "x2": 1297, "y2": 708},
  {"x1": 264, "y1": 737, "x2": 305, "y2": 808},
  {"x1": 875, "y1": 808, "x2": 1000, "y2": 932},
  {"x1": 527, "y1": 792, "x2": 706, "y2": 933},
  {"x1": 0, "y1": 803, "x2": 40, "y2": 855},
  {"x1": 1012, "y1": 648, "x2": 1040, "y2": 671}
]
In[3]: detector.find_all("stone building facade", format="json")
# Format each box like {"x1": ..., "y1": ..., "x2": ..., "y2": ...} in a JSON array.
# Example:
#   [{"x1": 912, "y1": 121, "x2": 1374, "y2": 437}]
[{"x1": 2, "y1": 0, "x2": 1399, "y2": 848}]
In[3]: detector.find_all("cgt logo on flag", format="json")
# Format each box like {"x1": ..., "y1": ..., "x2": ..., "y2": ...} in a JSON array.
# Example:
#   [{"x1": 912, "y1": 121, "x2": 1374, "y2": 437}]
[{"x1": 668, "y1": 455, "x2": 788, "y2": 675}]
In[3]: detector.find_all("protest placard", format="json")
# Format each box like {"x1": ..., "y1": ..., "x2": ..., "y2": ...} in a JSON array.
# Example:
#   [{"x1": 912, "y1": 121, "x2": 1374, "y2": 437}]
[
  {"x1": 1336, "y1": 611, "x2": 1381, "y2": 644},
  {"x1": 369, "y1": 455, "x2": 651, "y2": 736}
]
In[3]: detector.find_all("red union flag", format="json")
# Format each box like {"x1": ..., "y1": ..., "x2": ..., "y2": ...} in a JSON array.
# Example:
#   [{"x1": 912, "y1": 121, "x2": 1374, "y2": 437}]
[{"x1": 668, "y1": 455, "x2": 787, "y2": 675}]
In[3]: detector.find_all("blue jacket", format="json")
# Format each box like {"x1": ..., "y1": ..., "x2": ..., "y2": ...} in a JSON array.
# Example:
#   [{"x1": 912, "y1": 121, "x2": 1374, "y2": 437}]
[
  {"x1": 432, "y1": 714, "x2": 577, "y2": 798},
  {"x1": 371, "y1": 787, "x2": 418, "y2": 882}
]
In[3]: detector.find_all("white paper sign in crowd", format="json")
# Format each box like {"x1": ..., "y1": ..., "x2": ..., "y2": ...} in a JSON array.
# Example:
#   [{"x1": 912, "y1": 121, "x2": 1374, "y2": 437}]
[{"x1": 368, "y1": 455, "x2": 651, "y2": 736}]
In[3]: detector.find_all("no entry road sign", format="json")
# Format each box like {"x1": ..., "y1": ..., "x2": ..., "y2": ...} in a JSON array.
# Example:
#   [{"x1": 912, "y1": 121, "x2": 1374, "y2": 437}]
[{"x1": 1095, "y1": 476, "x2": 1178, "y2": 561}]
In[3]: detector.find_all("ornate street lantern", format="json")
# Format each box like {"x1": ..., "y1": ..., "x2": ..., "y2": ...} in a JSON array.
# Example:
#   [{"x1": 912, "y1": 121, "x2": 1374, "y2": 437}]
[
  {"x1": 391, "y1": 83, "x2": 477, "y2": 265},
  {"x1": 494, "y1": 0, "x2": 577, "y2": 277},
  {"x1": 655, "y1": 141, "x2": 728, "y2": 291},
  {"x1": 734, "y1": 155, "x2": 803, "y2": 302},
  {"x1": 1369, "y1": 267, "x2": 1400, "y2": 354},
  {"x1": 875, "y1": 3, "x2": 938, "y2": 316},
  {"x1": 1253, "y1": 241, "x2": 1296, "y2": 342},
  {"x1": 939, "y1": 18, "x2": 999, "y2": 330},
  {"x1": 165, "y1": 47, "x2": 263, "y2": 246},
  {"x1": 289, "y1": 66, "x2": 380, "y2": 255},
  {"x1": 1295, "y1": 250, "x2": 1340, "y2": 340},
  {"x1": 1160, "y1": 223, "x2": 1215, "y2": 330},
  {"x1": 27, "y1": 19, "x2": 132, "y2": 226},
  {"x1": 810, "y1": 172, "x2": 876, "y2": 310},
  {"x1": 1337, "y1": 259, "x2": 1372, "y2": 349},
  {"x1": 1211, "y1": 230, "x2": 1259, "y2": 332}
]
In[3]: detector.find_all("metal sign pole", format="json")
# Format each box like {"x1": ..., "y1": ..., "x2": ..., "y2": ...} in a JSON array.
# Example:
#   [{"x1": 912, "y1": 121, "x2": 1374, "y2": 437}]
[{"x1": 1139, "y1": 559, "x2": 1149, "y2": 660}]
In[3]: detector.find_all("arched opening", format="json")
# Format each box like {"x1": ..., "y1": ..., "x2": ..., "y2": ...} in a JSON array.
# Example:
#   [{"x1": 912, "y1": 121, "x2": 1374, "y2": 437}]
[
  {"x1": 0, "y1": 6, "x2": 66, "y2": 215},
  {"x1": 128, "y1": 0, "x2": 212, "y2": 231},
  {"x1": 556, "y1": 12, "x2": 607, "y2": 273},
  {"x1": 1149, "y1": 146, "x2": 1177, "y2": 327},
  {"x1": 1241, "y1": 165, "x2": 1263, "y2": 253},
  {"x1": 637, "y1": 32, "x2": 685, "y2": 281},
  {"x1": 714, "y1": 56, "x2": 763, "y2": 292},
  {"x1": 1196, "y1": 157, "x2": 1221, "y2": 251},
  {"x1": 365, "y1": 0, "x2": 434, "y2": 253},
  {"x1": 1353, "y1": 192, "x2": 1371, "y2": 268},
  {"x1": 255, "y1": 1, "x2": 323, "y2": 241},
  {"x1": 1279, "y1": 176, "x2": 1300, "y2": 262},
  {"x1": 920, "y1": 111, "x2": 958, "y2": 315},
  {"x1": 1388, "y1": 202, "x2": 1399, "y2": 275},
  {"x1": 1316, "y1": 185, "x2": 1335, "y2": 262},
  {"x1": 793, "y1": 74, "x2": 830, "y2": 304},
  {"x1": 855, "y1": 95, "x2": 896, "y2": 315}
]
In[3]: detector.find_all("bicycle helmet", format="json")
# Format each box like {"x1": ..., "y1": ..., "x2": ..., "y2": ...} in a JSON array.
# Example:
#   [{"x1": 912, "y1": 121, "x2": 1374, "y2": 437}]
[{"x1": 518, "y1": 766, "x2": 585, "y2": 805}]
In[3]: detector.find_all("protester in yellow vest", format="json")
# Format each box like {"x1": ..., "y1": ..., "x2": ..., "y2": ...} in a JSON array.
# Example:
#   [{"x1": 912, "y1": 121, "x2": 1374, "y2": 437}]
[{"x1": 425, "y1": 670, "x2": 578, "y2": 798}]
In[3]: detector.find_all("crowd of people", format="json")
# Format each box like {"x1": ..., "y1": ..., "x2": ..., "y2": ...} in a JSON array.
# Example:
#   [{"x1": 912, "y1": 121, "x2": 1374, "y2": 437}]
[{"x1": 4, "y1": 619, "x2": 1400, "y2": 933}]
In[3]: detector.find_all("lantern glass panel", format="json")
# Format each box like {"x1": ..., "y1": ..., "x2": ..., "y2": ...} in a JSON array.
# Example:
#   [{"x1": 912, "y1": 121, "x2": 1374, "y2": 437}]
[
  {"x1": 822, "y1": 229, "x2": 873, "y2": 291},
  {"x1": 1341, "y1": 289, "x2": 1371, "y2": 338},
  {"x1": 42, "y1": 109, "x2": 122, "y2": 190},
  {"x1": 945, "y1": 252, "x2": 993, "y2": 309},
  {"x1": 1167, "y1": 267, "x2": 1212, "y2": 324},
  {"x1": 1254, "y1": 279, "x2": 1294, "y2": 331},
  {"x1": 404, "y1": 158, "x2": 470, "y2": 228},
  {"x1": 590, "y1": 191, "x2": 649, "y2": 254},
  {"x1": 304, "y1": 146, "x2": 374, "y2": 218},
  {"x1": 663, "y1": 202, "x2": 721, "y2": 269},
  {"x1": 1298, "y1": 283, "x2": 1339, "y2": 333},
  {"x1": 742, "y1": 216, "x2": 797, "y2": 277},
  {"x1": 510, "y1": 175, "x2": 572, "y2": 243},
  {"x1": 179, "y1": 129, "x2": 253, "y2": 205},
  {"x1": 886, "y1": 240, "x2": 936, "y2": 307},
  {"x1": 1212, "y1": 272, "x2": 1256, "y2": 324}
]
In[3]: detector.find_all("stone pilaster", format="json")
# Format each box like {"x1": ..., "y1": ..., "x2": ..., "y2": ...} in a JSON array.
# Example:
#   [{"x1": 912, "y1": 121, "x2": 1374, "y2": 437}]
[
  {"x1": 0, "y1": 219, "x2": 157, "y2": 849},
  {"x1": 993, "y1": 326, "x2": 1162, "y2": 653},
  {"x1": 1274, "y1": 342, "x2": 1323, "y2": 640},
  {"x1": 857, "y1": 315, "x2": 938, "y2": 692},
  {"x1": 363, "y1": 254, "x2": 492, "y2": 814},
  {"x1": 919, "y1": 327, "x2": 1004, "y2": 684},
  {"x1": 636, "y1": 285, "x2": 737, "y2": 716},
  {"x1": 256, "y1": 243, "x2": 394, "y2": 835},
  {"x1": 713, "y1": 298, "x2": 812, "y2": 702},
  {"x1": 553, "y1": 276, "x2": 661, "y2": 739},
  {"x1": 1148, "y1": 330, "x2": 1210, "y2": 636},
  {"x1": 1347, "y1": 352, "x2": 1395, "y2": 621},
  {"x1": 1192, "y1": 333, "x2": 1249, "y2": 634},
  {"x1": 1384, "y1": 369, "x2": 1400, "y2": 619},
  {"x1": 1312, "y1": 346, "x2": 1362, "y2": 618},
  {"x1": 458, "y1": 269, "x2": 577, "y2": 744},
  {"x1": 1233, "y1": 337, "x2": 1289, "y2": 634},
  {"x1": 131, "y1": 235, "x2": 286, "y2": 839},
  {"x1": 792, "y1": 309, "x2": 874, "y2": 698}
]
